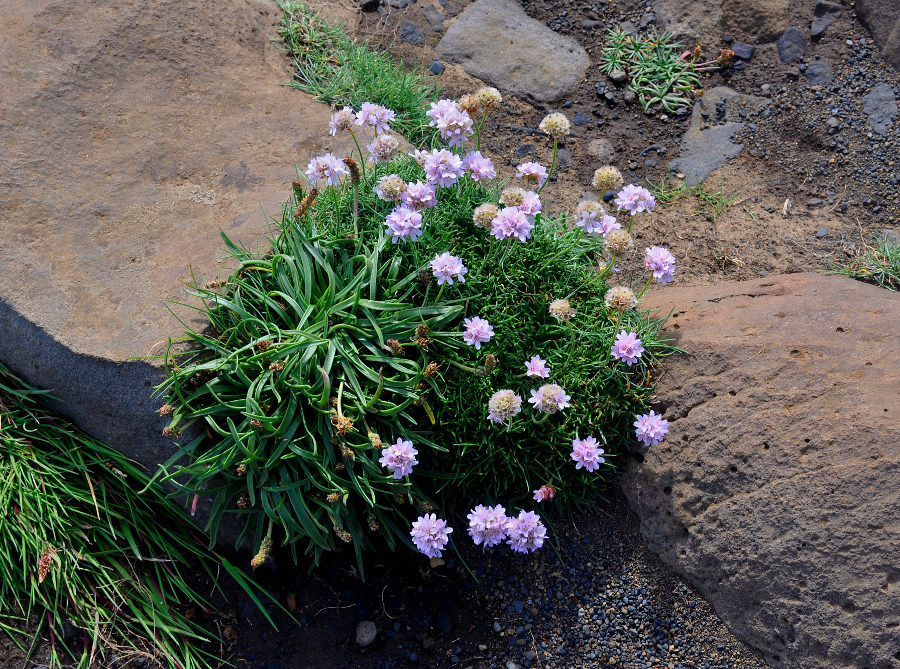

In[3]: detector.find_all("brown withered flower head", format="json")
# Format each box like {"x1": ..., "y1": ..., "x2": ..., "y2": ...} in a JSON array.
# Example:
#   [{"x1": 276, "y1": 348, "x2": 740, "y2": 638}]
[
  {"x1": 330, "y1": 413, "x2": 355, "y2": 435},
  {"x1": 385, "y1": 339, "x2": 403, "y2": 356}
]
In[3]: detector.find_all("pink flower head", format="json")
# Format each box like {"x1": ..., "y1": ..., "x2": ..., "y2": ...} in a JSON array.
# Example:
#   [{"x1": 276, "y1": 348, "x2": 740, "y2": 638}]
[
  {"x1": 423, "y1": 149, "x2": 464, "y2": 188},
  {"x1": 532, "y1": 485, "x2": 556, "y2": 502},
  {"x1": 431, "y1": 252, "x2": 468, "y2": 286},
  {"x1": 467, "y1": 504, "x2": 509, "y2": 547},
  {"x1": 367, "y1": 133, "x2": 401, "y2": 164},
  {"x1": 410, "y1": 513, "x2": 452, "y2": 559},
  {"x1": 644, "y1": 246, "x2": 676, "y2": 285},
  {"x1": 490, "y1": 207, "x2": 534, "y2": 243},
  {"x1": 518, "y1": 191, "x2": 543, "y2": 220},
  {"x1": 462, "y1": 316, "x2": 493, "y2": 349},
  {"x1": 329, "y1": 106, "x2": 356, "y2": 135},
  {"x1": 634, "y1": 410, "x2": 669, "y2": 447},
  {"x1": 435, "y1": 107, "x2": 474, "y2": 147},
  {"x1": 611, "y1": 330, "x2": 644, "y2": 367},
  {"x1": 524, "y1": 355, "x2": 550, "y2": 379},
  {"x1": 528, "y1": 384, "x2": 571, "y2": 414},
  {"x1": 462, "y1": 151, "x2": 496, "y2": 181},
  {"x1": 505, "y1": 510, "x2": 546, "y2": 554},
  {"x1": 515, "y1": 162, "x2": 548, "y2": 187},
  {"x1": 385, "y1": 205, "x2": 423, "y2": 244},
  {"x1": 614, "y1": 184, "x2": 656, "y2": 216},
  {"x1": 305, "y1": 153, "x2": 348, "y2": 188},
  {"x1": 426, "y1": 99, "x2": 461, "y2": 125},
  {"x1": 570, "y1": 436, "x2": 605, "y2": 472},
  {"x1": 597, "y1": 214, "x2": 622, "y2": 236},
  {"x1": 355, "y1": 102, "x2": 395, "y2": 134},
  {"x1": 379, "y1": 438, "x2": 419, "y2": 479},
  {"x1": 401, "y1": 181, "x2": 438, "y2": 211}
]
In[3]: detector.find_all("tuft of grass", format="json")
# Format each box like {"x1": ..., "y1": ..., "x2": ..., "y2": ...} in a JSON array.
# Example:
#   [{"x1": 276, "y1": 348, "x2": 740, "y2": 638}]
[
  {"x1": 275, "y1": 1, "x2": 441, "y2": 146},
  {"x1": 0, "y1": 364, "x2": 279, "y2": 669},
  {"x1": 828, "y1": 238, "x2": 900, "y2": 290},
  {"x1": 648, "y1": 175, "x2": 746, "y2": 222}
]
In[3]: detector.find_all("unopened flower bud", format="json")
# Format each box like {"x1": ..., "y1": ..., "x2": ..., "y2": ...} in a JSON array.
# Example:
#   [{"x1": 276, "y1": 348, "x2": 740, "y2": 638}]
[
  {"x1": 342, "y1": 157, "x2": 361, "y2": 184},
  {"x1": 250, "y1": 536, "x2": 273, "y2": 569}
]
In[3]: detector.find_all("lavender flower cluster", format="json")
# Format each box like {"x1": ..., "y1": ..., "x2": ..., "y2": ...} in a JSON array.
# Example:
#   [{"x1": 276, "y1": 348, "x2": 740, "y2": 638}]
[{"x1": 300, "y1": 96, "x2": 679, "y2": 562}]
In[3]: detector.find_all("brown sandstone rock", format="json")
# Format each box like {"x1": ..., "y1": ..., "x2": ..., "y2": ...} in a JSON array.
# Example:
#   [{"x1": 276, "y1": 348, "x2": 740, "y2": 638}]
[
  {"x1": 621, "y1": 273, "x2": 900, "y2": 669},
  {"x1": 656, "y1": 0, "x2": 791, "y2": 45},
  {"x1": 856, "y1": 0, "x2": 900, "y2": 70},
  {"x1": 0, "y1": 0, "x2": 376, "y2": 470}
]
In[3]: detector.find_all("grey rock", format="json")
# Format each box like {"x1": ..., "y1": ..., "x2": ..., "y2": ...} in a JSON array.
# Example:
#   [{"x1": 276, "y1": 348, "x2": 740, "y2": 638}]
[
  {"x1": 557, "y1": 147, "x2": 573, "y2": 168},
  {"x1": 668, "y1": 87, "x2": 768, "y2": 186},
  {"x1": 856, "y1": 0, "x2": 900, "y2": 69},
  {"x1": 516, "y1": 143, "x2": 536, "y2": 157},
  {"x1": 826, "y1": 116, "x2": 842, "y2": 133},
  {"x1": 625, "y1": 274, "x2": 900, "y2": 669},
  {"x1": 572, "y1": 111, "x2": 590, "y2": 127},
  {"x1": 862, "y1": 82, "x2": 898, "y2": 135},
  {"x1": 0, "y1": 0, "x2": 374, "y2": 482},
  {"x1": 400, "y1": 20, "x2": 425, "y2": 45},
  {"x1": 877, "y1": 228, "x2": 900, "y2": 246},
  {"x1": 623, "y1": 90, "x2": 638, "y2": 105},
  {"x1": 777, "y1": 26, "x2": 805, "y2": 62},
  {"x1": 804, "y1": 61, "x2": 833, "y2": 86},
  {"x1": 608, "y1": 69, "x2": 629, "y2": 85},
  {"x1": 422, "y1": 4, "x2": 444, "y2": 32},
  {"x1": 811, "y1": 0, "x2": 841, "y2": 38},
  {"x1": 356, "y1": 621, "x2": 378, "y2": 647},
  {"x1": 731, "y1": 42, "x2": 755, "y2": 60},
  {"x1": 581, "y1": 19, "x2": 605, "y2": 29},
  {"x1": 430, "y1": 60, "x2": 444, "y2": 74},
  {"x1": 815, "y1": 225, "x2": 828, "y2": 236},
  {"x1": 436, "y1": 0, "x2": 589, "y2": 103},
  {"x1": 587, "y1": 138, "x2": 614, "y2": 163},
  {"x1": 385, "y1": 0, "x2": 418, "y2": 7}
]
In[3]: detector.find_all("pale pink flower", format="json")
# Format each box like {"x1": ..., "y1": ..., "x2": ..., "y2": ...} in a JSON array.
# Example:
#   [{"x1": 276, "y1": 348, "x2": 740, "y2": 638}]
[
  {"x1": 516, "y1": 162, "x2": 548, "y2": 187},
  {"x1": 379, "y1": 438, "x2": 419, "y2": 478},
  {"x1": 634, "y1": 410, "x2": 669, "y2": 447},
  {"x1": 410, "y1": 514, "x2": 452, "y2": 558},
  {"x1": 355, "y1": 102, "x2": 395, "y2": 134},
  {"x1": 505, "y1": 510, "x2": 546, "y2": 553},
  {"x1": 644, "y1": 246, "x2": 676, "y2": 285},
  {"x1": 611, "y1": 330, "x2": 644, "y2": 366},
  {"x1": 430, "y1": 252, "x2": 468, "y2": 285},
  {"x1": 462, "y1": 316, "x2": 493, "y2": 349},
  {"x1": 524, "y1": 355, "x2": 550, "y2": 378},
  {"x1": 467, "y1": 504, "x2": 508, "y2": 547},
  {"x1": 570, "y1": 436, "x2": 605, "y2": 472},
  {"x1": 532, "y1": 485, "x2": 556, "y2": 502}
]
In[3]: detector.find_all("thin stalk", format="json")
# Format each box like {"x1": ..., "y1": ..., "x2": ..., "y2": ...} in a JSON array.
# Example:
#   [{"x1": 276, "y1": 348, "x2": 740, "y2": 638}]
[
  {"x1": 537, "y1": 137, "x2": 558, "y2": 196},
  {"x1": 348, "y1": 129, "x2": 367, "y2": 181},
  {"x1": 636, "y1": 275, "x2": 654, "y2": 298}
]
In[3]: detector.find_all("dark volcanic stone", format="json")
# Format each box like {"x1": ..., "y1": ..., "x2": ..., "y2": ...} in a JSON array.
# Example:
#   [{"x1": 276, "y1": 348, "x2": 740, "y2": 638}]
[
  {"x1": 811, "y1": 0, "x2": 841, "y2": 38},
  {"x1": 572, "y1": 111, "x2": 590, "y2": 126},
  {"x1": 804, "y1": 61, "x2": 833, "y2": 86},
  {"x1": 430, "y1": 60, "x2": 445, "y2": 75},
  {"x1": 862, "y1": 82, "x2": 898, "y2": 135},
  {"x1": 856, "y1": 0, "x2": 900, "y2": 69},
  {"x1": 400, "y1": 20, "x2": 425, "y2": 45},
  {"x1": 731, "y1": 42, "x2": 755, "y2": 60},
  {"x1": 777, "y1": 26, "x2": 805, "y2": 63}
]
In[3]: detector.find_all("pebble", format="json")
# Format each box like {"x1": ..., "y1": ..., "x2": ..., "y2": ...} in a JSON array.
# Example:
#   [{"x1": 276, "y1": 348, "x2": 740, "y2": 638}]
[
  {"x1": 777, "y1": 27, "x2": 805, "y2": 63},
  {"x1": 429, "y1": 60, "x2": 444, "y2": 75},
  {"x1": 731, "y1": 42, "x2": 755, "y2": 60},
  {"x1": 356, "y1": 620, "x2": 378, "y2": 648},
  {"x1": 816, "y1": 226, "x2": 829, "y2": 238}
]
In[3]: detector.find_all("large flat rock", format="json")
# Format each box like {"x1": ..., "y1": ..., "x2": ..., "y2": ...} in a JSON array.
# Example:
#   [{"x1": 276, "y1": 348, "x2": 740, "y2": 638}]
[
  {"x1": 621, "y1": 274, "x2": 900, "y2": 669},
  {"x1": 436, "y1": 0, "x2": 589, "y2": 104},
  {"x1": 0, "y1": 0, "x2": 366, "y2": 470}
]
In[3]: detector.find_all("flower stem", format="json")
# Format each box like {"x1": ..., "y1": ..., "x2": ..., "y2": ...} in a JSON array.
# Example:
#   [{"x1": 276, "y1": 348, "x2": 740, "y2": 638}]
[
  {"x1": 352, "y1": 182, "x2": 359, "y2": 237},
  {"x1": 561, "y1": 320, "x2": 577, "y2": 373},
  {"x1": 349, "y1": 129, "x2": 366, "y2": 181},
  {"x1": 537, "y1": 138, "x2": 558, "y2": 196},
  {"x1": 446, "y1": 359, "x2": 479, "y2": 375},
  {"x1": 636, "y1": 275, "x2": 654, "y2": 298},
  {"x1": 475, "y1": 111, "x2": 488, "y2": 151}
]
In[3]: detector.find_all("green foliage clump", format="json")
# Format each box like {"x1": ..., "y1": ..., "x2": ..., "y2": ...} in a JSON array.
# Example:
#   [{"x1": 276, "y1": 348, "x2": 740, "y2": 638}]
[
  {"x1": 828, "y1": 237, "x2": 900, "y2": 290},
  {"x1": 158, "y1": 115, "x2": 674, "y2": 571},
  {"x1": 276, "y1": 1, "x2": 441, "y2": 146},
  {"x1": 599, "y1": 28, "x2": 702, "y2": 113},
  {"x1": 0, "y1": 364, "x2": 274, "y2": 669}
]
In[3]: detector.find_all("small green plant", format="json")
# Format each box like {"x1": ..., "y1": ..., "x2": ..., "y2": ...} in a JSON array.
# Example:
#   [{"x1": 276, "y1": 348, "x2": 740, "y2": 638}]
[
  {"x1": 649, "y1": 175, "x2": 745, "y2": 221},
  {"x1": 828, "y1": 238, "x2": 900, "y2": 290},
  {"x1": 599, "y1": 28, "x2": 733, "y2": 113},
  {"x1": 0, "y1": 364, "x2": 278, "y2": 669},
  {"x1": 276, "y1": 1, "x2": 441, "y2": 146}
]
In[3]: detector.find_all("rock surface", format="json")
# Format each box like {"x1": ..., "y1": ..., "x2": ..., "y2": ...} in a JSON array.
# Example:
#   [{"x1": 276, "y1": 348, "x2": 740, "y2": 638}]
[
  {"x1": 622, "y1": 273, "x2": 900, "y2": 669},
  {"x1": 435, "y1": 0, "x2": 589, "y2": 103},
  {"x1": 668, "y1": 87, "x2": 768, "y2": 186},
  {"x1": 0, "y1": 0, "x2": 369, "y2": 470},
  {"x1": 777, "y1": 27, "x2": 806, "y2": 63},
  {"x1": 655, "y1": 0, "x2": 790, "y2": 46},
  {"x1": 862, "y1": 82, "x2": 898, "y2": 136},
  {"x1": 856, "y1": 0, "x2": 900, "y2": 69},
  {"x1": 810, "y1": 0, "x2": 841, "y2": 39}
]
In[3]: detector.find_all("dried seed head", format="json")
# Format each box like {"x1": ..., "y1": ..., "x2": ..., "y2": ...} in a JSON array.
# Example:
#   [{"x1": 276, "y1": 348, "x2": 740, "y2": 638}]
[
  {"x1": 368, "y1": 432, "x2": 383, "y2": 449},
  {"x1": 250, "y1": 418, "x2": 263, "y2": 429},
  {"x1": 162, "y1": 426, "x2": 181, "y2": 438},
  {"x1": 367, "y1": 514, "x2": 380, "y2": 532},
  {"x1": 424, "y1": 361, "x2": 440, "y2": 379},
  {"x1": 256, "y1": 340, "x2": 272, "y2": 352},
  {"x1": 294, "y1": 187, "x2": 318, "y2": 219},
  {"x1": 420, "y1": 501, "x2": 435, "y2": 512},
  {"x1": 416, "y1": 323, "x2": 429, "y2": 339},
  {"x1": 342, "y1": 157, "x2": 361, "y2": 184},
  {"x1": 236, "y1": 463, "x2": 247, "y2": 476},
  {"x1": 483, "y1": 354, "x2": 498, "y2": 373},
  {"x1": 237, "y1": 494, "x2": 251, "y2": 509},
  {"x1": 326, "y1": 492, "x2": 342, "y2": 503},
  {"x1": 394, "y1": 493, "x2": 406, "y2": 505},
  {"x1": 333, "y1": 525, "x2": 353, "y2": 543},
  {"x1": 331, "y1": 413, "x2": 355, "y2": 435},
  {"x1": 385, "y1": 339, "x2": 403, "y2": 356},
  {"x1": 475, "y1": 86, "x2": 502, "y2": 110},
  {"x1": 291, "y1": 180, "x2": 304, "y2": 200},
  {"x1": 500, "y1": 186, "x2": 527, "y2": 207},
  {"x1": 204, "y1": 280, "x2": 223, "y2": 289},
  {"x1": 38, "y1": 545, "x2": 56, "y2": 584},
  {"x1": 604, "y1": 285, "x2": 638, "y2": 312},
  {"x1": 250, "y1": 536, "x2": 273, "y2": 569},
  {"x1": 335, "y1": 463, "x2": 346, "y2": 471},
  {"x1": 549, "y1": 298, "x2": 576, "y2": 322},
  {"x1": 473, "y1": 202, "x2": 499, "y2": 230},
  {"x1": 458, "y1": 94, "x2": 479, "y2": 115},
  {"x1": 592, "y1": 166, "x2": 624, "y2": 192},
  {"x1": 269, "y1": 361, "x2": 284, "y2": 372},
  {"x1": 605, "y1": 229, "x2": 634, "y2": 255},
  {"x1": 340, "y1": 443, "x2": 355, "y2": 460},
  {"x1": 539, "y1": 112, "x2": 571, "y2": 140},
  {"x1": 158, "y1": 404, "x2": 174, "y2": 416}
]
